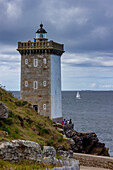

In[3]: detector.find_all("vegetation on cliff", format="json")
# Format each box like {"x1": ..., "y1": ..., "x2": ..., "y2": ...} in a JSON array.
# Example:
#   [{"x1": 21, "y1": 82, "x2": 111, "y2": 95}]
[{"x1": 0, "y1": 87, "x2": 69, "y2": 150}]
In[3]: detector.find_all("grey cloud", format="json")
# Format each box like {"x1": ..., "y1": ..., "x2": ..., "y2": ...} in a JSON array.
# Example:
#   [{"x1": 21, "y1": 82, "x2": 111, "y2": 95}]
[
  {"x1": 62, "y1": 52, "x2": 113, "y2": 68},
  {"x1": 1, "y1": 0, "x2": 113, "y2": 90},
  {"x1": 0, "y1": 0, "x2": 113, "y2": 54}
]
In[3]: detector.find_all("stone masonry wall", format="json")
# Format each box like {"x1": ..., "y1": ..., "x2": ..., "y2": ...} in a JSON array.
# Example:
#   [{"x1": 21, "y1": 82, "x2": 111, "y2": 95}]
[
  {"x1": 74, "y1": 153, "x2": 113, "y2": 169},
  {"x1": 21, "y1": 54, "x2": 51, "y2": 117},
  {"x1": 0, "y1": 140, "x2": 79, "y2": 170}
]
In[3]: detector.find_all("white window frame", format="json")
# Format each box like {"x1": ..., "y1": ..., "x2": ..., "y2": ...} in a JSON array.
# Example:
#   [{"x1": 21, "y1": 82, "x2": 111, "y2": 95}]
[
  {"x1": 25, "y1": 81, "x2": 28, "y2": 87},
  {"x1": 43, "y1": 81, "x2": 47, "y2": 87},
  {"x1": 43, "y1": 104, "x2": 46, "y2": 110},
  {"x1": 34, "y1": 81, "x2": 38, "y2": 89},
  {"x1": 25, "y1": 59, "x2": 28, "y2": 65},
  {"x1": 43, "y1": 58, "x2": 47, "y2": 64},
  {"x1": 34, "y1": 59, "x2": 38, "y2": 67}
]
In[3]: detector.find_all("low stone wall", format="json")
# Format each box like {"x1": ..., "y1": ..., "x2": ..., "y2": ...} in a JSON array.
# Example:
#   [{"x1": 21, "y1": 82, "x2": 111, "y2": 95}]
[
  {"x1": 0, "y1": 140, "x2": 79, "y2": 170},
  {"x1": 73, "y1": 153, "x2": 113, "y2": 169}
]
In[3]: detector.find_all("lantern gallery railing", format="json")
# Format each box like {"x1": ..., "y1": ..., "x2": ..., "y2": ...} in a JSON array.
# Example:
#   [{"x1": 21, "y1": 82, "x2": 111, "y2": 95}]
[{"x1": 17, "y1": 40, "x2": 64, "y2": 52}]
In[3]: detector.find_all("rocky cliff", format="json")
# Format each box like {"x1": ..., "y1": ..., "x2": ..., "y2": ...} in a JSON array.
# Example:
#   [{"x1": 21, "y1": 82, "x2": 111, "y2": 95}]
[{"x1": 55, "y1": 124, "x2": 109, "y2": 156}]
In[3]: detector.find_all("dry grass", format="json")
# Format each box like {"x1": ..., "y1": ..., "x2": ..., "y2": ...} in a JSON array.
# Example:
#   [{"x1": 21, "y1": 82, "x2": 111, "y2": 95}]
[{"x1": 0, "y1": 87, "x2": 69, "y2": 150}]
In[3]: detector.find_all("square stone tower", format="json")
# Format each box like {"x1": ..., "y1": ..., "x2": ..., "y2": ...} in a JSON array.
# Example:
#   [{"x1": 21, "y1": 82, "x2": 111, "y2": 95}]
[{"x1": 17, "y1": 24, "x2": 64, "y2": 120}]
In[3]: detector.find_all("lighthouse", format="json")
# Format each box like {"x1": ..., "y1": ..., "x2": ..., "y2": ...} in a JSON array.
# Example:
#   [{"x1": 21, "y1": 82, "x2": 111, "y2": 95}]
[{"x1": 17, "y1": 24, "x2": 64, "y2": 120}]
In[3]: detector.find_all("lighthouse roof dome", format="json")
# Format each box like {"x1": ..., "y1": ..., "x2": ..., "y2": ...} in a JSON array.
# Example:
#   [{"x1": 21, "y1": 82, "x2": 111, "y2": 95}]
[{"x1": 36, "y1": 24, "x2": 47, "y2": 33}]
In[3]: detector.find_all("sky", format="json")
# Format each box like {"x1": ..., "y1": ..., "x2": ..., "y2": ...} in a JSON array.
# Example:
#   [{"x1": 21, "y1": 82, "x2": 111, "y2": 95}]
[{"x1": 0, "y1": 0, "x2": 113, "y2": 91}]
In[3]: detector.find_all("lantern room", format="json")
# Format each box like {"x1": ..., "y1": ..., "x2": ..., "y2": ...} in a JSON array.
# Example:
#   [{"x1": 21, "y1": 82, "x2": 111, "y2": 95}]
[{"x1": 36, "y1": 24, "x2": 47, "y2": 40}]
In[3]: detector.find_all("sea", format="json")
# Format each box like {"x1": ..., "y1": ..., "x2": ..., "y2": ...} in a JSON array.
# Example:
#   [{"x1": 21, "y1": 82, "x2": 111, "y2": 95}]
[{"x1": 12, "y1": 91, "x2": 113, "y2": 157}]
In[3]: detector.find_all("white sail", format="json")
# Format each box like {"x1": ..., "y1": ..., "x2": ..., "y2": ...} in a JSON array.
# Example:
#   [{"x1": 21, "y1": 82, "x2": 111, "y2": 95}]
[{"x1": 76, "y1": 91, "x2": 81, "y2": 99}]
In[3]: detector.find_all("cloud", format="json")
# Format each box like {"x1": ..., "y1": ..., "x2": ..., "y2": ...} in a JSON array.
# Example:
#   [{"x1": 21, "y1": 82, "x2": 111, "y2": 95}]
[
  {"x1": 62, "y1": 52, "x2": 113, "y2": 68},
  {"x1": 6, "y1": 0, "x2": 22, "y2": 19},
  {"x1": 0, "y1": 0, "x2": 113, "y2": 90},
  {"x1": 90, "y1": 83, "x2": 97, "y2": 88},
  {"x1": 100, "y1": 85, "x2": 113, "y2": 88}
]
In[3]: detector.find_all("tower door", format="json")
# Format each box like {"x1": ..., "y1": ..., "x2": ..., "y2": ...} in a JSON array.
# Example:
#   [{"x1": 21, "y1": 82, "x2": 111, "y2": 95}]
[{"x1": 33, "y1": 105, "x2": 38, "y2": 112}]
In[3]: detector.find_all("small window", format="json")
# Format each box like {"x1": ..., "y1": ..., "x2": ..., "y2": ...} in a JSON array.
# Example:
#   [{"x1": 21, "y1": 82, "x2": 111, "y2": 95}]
[
  {"x1": 34, "y1": 59, "x2": 38, "y2": 67},
  {"x1": 43, "y1": 104, "x2": 46, "y2": 110},
  {"x1": 25, "y1": 59, "x2": 28, "y2": 65},
  {"x1": 25, "y1": 81, "x2": 28, "y2": 87},
  {"x1": 43, "y1": 58, "x2": 46, "y2": 64},
  {"x1": 43, "y1": 81, "x2": 47, "y2": 87},
  {"x1": 34, "y1": 81, "x2": 38, "y2": 89}
]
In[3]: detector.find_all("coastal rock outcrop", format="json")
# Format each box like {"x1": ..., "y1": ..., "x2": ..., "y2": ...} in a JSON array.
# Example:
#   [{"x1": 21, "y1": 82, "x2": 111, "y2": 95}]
[
  {"x1": 0, "y1": 102, "x2": 8, "y2": 118},
  {"x1": 65, "y1": 129, "x2": 109, "y2": 156},
  {"x1": 54, "y1": 123, "x2": 109, "y2": 156},
  {"x1": 0, "y1": 140, "x2": 79, "y2": 170}
]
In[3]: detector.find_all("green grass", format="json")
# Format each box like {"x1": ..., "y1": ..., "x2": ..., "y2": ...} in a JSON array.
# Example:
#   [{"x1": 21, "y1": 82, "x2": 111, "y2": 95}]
[
  {"x1": 0, "y1": 87, "x2": 69, "y2": 150},
  {"x1": 0, "y1": 159, "x2": 58, "y2": 170}
]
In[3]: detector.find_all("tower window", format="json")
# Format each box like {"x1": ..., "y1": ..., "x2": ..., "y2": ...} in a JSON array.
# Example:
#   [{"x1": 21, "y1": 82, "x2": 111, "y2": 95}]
[
  {"x1": 34, "y1": 59, "x2": 38, "y2": 67},
  {"x1": 43, "y1": 81, "x2": 47, "y2": 87},
  {"x1": 43, "y1": 58, "x2": 46, "y2": 64},
  {"x1": 34, "y1": 81, "x2": 38, "y2": 89},
  {"x1": 43, "y1": 104, "x2": 46, "y2": 110},
  {"x1": 25, "y1": 59, "x2": 28, "y2": 65},
  {"x1": 25, "y1": 81, "x2": 28, "y2": 87}
]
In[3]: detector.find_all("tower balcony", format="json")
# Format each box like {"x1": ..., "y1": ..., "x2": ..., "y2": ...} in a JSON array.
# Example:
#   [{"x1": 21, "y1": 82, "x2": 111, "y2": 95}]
[{"x1": 17, "y1": 40, "x2": 64, "y2": 56}]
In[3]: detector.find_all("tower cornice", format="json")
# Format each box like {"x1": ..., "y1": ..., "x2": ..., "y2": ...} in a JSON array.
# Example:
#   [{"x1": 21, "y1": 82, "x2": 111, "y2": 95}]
[{"x1": 17, "y1": 40, "x2": 64, "y2": 56}]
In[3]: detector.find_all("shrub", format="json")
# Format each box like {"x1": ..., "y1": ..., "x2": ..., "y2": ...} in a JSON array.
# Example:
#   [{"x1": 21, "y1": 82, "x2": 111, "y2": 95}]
[
  {"x1": 47, "y1": 138, "x2": 54, "y2": 145},
  {"x1": 15, "y1": 100, "x2": 28, "y2": 107},
  {"x1": 8, "y1": 111, "x2": 14, "y2": 118},
  {"x1": 2, "y1": 125, "x2": 10, "y2": 134},
  {"x1": 36, "y1": 124, "x2": 42, "y2": 130},
  {"x1": 42, "y1": 128, "x2": 49, "y2": 134},
  {"x1": 15, "y1": 128, "x2": 19, "y2": 134},
  {"x1": 36, "y1": 124, "x2": 49, "y2": 134},
  {"x1": 40, "y1": 141, "x2": 44, "y2": 147},
  {"x1": 3, "y1": 118, "x2": 13, "y2": 125},
  {"x1": 56, "y1": 154, "x2": 61, "y2": 160},
  {"x1": 58, "y1": 137, "x2": 63, "y2": 142},
  {"x1": 10, "y1": 133, "x2": 20, "y2": 139}
]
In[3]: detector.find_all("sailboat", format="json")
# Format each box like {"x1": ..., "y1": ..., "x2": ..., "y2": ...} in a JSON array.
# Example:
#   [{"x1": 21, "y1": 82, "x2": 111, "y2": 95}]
[{"x1": 76, "y1": 91, "x2": 81, "y2": 99}]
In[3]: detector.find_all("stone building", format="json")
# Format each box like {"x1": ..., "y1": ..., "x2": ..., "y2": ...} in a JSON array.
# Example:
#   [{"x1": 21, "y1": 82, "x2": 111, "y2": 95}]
[{"x1": 17, "y1": 24, "x2": 64, "y2": 120}]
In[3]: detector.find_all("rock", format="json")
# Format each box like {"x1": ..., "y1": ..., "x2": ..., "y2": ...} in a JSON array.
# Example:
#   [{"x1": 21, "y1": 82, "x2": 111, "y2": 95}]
[
  {"x1": 0, "y1": 102, "x2": 8, "y2": 118},
  {"x1": 0, "y1": 140, "x2": 42, "y2": 162},
  {"x1": 55, "y1": 150, "x2": 79, "y2": 170},
  {"x1": 65, "y1": 129, "x2": 78, "y2": 138},
  {"x1": 57, "y1": 128, "x2": 64, "y2": 134},
  {"x1": 57, "y1": 150, "x2": 74, "y2": 159},
  {"x1": 0, "y1": 130, "x2": 8, "y2": 137},
  {"x1": 42, "y1": 146, "x2": 56, "y2": 159},
  {"x1": 53, "y1": 123, "x2": 63, "y2": 129},
  {"x1": 0, "y1": 140, "x2": 79, "y2": 170},
  {"x1": 63, "y1": 136, "x2": 75, "y2": 146},
  {"x1": 64, "y1": 129, "x2": 109, "y2": 156},
  {"x1": 63, "y1": 124, "x2": 74, "y2": 132}
]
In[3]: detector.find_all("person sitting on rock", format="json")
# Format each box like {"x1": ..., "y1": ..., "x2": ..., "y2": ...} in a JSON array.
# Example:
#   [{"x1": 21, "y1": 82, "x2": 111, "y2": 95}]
[
  {"x1": 63, "y1": 119, "x2": 66, "y2": 125},
  {"x1": 69, "y1": 119, "x2": 72, "y2": 124},
  {"x1": 62, "y1": 121, "x2": 64, "y2": 125}
]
